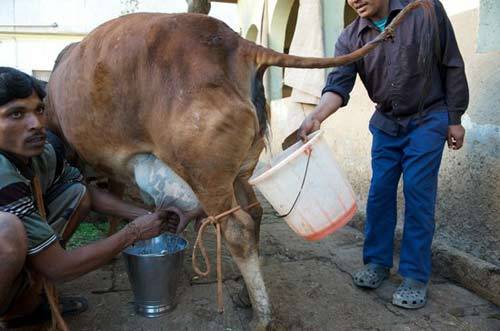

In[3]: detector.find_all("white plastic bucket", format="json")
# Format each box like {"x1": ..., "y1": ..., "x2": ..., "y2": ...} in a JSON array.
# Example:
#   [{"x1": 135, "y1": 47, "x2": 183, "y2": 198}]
[{"x1": 249, "y1": 130, "x2": 357, "y2": 241}]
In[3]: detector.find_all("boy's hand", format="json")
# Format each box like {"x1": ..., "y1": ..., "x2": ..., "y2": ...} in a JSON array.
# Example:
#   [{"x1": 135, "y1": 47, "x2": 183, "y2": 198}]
[
  {"x1": 447, "y1": 125, "x2": 465, "y2": 150},
  {"x1": 298, "y1": 114, "x2": 321, "y2": 143}
]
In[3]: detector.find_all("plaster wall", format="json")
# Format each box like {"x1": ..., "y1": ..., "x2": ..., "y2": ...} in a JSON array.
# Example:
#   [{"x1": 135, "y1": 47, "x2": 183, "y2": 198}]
[
  {"x1": 237, "y1": 0, "x2": 265, "y2": 37},
  {"x1": 433, "y1": 8, "x2": 499, "y2": 264},
  {"x1": 0, "y1": 35, "x2": 82, "y2": 75},
  {"x1": 0, "y1": 0, "x2": 238, "y2": 76},
  {"x1": 478, "y1": 0, "x2": 500, "y2": 52}
]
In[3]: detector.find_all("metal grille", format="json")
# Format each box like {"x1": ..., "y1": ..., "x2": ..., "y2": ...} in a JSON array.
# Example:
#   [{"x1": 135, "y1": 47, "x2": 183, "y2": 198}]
[{"x1": 32, "y1": 70, "x2": 52, "y2": 81}]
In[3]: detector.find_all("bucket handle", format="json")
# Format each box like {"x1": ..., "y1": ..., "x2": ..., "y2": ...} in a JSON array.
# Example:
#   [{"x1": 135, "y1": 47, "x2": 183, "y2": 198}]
[{"x1": 276, "y1": 147, "x2": 312, "y2": 218}]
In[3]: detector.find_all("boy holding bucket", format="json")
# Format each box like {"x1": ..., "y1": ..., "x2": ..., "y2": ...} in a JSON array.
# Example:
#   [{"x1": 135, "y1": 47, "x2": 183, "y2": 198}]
[{"x1": 297, "y1": 0, "x2": 468, "y2": 308}]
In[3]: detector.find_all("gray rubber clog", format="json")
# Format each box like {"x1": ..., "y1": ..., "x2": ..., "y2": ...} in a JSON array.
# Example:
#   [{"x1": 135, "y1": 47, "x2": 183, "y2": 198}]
[
  {"x1": 392, "y1": 278, "x2": 428, "y2": 309},
  {"x1": 353, "y1": 263, "x2": 390, "y2": 289}
]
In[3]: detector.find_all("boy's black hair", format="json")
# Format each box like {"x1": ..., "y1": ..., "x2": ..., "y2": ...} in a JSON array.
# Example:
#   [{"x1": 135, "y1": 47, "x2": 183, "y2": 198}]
[{"x1": 0, "y1": 67, "x2": 46, "y2": 106}]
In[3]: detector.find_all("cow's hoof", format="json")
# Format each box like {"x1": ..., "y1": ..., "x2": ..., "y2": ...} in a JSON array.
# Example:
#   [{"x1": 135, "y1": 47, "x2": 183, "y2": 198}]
[{"x1": 233, "y1": 284, "x2": 252, "y2": 309}]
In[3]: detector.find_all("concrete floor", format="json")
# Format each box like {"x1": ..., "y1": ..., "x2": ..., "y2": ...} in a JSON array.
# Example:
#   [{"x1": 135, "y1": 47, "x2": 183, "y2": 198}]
[{"x1": 60, "y1": 197, "x2": 500, "y2": 331}]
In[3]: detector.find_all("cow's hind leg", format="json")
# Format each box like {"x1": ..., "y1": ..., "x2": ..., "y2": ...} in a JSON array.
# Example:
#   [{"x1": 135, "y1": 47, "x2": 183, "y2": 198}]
[
  {"x1": 234, "y1": 176, "x2": 263, "y2": 242},
  {"x1": 224, "y1": 206, "x2": 271, "y2": 329},
  {"x1": 196, "y1": 188, "x2": 272, "y2": 329},
  {"x1": 152, "y1": 96, "x2": 274, "y2": 327},
  {"x1": 233, "y1": 175, "x2": 263, "y2": 309}
]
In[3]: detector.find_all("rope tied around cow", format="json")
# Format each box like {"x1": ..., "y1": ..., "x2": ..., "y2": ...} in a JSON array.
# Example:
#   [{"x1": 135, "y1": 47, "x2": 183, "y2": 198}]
[
  {"x1": 191, "y1": 201, "x2": 260, "y2": 313},
  {"x1": 190, "y1": 147, "x2": 312, "y2": 313}
]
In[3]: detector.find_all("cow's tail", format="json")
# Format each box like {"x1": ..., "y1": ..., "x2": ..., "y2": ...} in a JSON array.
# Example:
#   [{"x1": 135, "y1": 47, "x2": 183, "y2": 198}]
[
  {"x1": 244, "y1": 0, "x2": 433, "y2": 72},
  {"x1": 251, "y1": 71, "x2": 269, "y2": 138}
]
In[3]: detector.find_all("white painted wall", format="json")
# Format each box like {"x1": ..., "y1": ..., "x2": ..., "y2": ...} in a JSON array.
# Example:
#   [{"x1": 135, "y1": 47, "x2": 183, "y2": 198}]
[
  {"x1": 0, "y1": 35, "x2": 82, "y2": 76},
  {"x1": 0, "y1": 0, "x2": 238, "y2": 34},
  {"x1": 0, "y1": 0, "x2": 238, "y2": 77},
  {"x1": 441, "y1": 0, "x2": 479, "y2": 16},
  {"x1": 477, "y1": 0, "x2": 500, "y2": 52}
]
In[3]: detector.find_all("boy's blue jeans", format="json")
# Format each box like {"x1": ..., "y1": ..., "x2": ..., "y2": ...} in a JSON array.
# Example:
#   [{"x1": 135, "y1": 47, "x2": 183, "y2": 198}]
[{"x1": 364, "y1": 110, "x2": 448, "y2": 284}]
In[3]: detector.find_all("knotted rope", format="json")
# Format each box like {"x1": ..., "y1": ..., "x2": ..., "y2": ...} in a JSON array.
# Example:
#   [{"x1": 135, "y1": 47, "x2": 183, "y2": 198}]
[
  {"x1": 33, "y1": 176, "x2": 69, "y2": 331},
  {"x1": 191, "y1": 201, "x2": 260, "y2": 313}
]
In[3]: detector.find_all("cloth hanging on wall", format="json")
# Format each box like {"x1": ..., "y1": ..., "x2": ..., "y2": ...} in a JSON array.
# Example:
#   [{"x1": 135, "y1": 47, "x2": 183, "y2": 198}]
[{"x1": 283, "y1": 0, "x2": 326, "y2": 105}]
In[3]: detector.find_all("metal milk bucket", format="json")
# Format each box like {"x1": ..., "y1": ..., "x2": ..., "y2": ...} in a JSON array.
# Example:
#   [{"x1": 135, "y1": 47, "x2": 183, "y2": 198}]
[{"x1": 123, "y1": 233, "x2": 187, "y2": 317}]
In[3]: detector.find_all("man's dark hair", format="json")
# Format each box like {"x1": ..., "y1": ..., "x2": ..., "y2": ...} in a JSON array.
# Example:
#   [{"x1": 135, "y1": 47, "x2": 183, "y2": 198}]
[{"x1": 0, "y1": 67, "x2": 46, "y2": 107}]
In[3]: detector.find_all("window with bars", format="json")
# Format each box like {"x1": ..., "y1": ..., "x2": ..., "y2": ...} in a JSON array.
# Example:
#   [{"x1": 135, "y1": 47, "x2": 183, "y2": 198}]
[{"x1": 32, "y1": 70, "x2": 52, "y2": 82}]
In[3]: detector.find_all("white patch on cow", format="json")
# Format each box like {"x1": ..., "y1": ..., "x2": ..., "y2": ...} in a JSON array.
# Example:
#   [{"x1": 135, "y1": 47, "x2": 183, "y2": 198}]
[
  {"x1": 131, "y1": 154, "x2": 201, "y2": 211},
  {"x1": 192, "y1": 112, "x2": 201, "y2": 130},
  {"x1": 233, "y1": 253, "x2": 272, "y2": 323}
]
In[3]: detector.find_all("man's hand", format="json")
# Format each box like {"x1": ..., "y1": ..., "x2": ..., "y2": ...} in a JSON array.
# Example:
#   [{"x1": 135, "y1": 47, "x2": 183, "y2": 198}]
[
  {"x1": 160, "y1": 205, "x2": 206, "y2": 234},
  {"x1": 128, "y1": 211, "x2": 170, "y2": 241},
  {"x1": 30, "y1": 210, "x2": 176, "y2": 282},
  {"x1": 298, "y1": 114, "x2": 321, "y2": 142},
  {"x1": 447, "y1": 125, "x2": 465, "y2": 150}
]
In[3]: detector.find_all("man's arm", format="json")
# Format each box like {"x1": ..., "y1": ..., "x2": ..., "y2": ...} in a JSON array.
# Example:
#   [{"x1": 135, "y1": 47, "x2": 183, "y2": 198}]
[
  {"x1": 88, "y1": 188, "x2": 206, "y2": 232},
  {"x1": 436, "y1": 0, "x2": 469, "y2": 149},
  {"x1": 297, "y1": 32, "x2": 357, "y2": 141},
  {"x1": 27, "y1": 211, "x2": 168, "y2": 282},
  {"x1": 88, "y1": 187, "x2": 150, "y2": 220},
  {"x1": 48, "y1": 132, "x2": 151, "y2": 219}
]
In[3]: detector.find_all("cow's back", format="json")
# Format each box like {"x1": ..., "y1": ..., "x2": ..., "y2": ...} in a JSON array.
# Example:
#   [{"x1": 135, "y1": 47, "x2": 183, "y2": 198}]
[{"x1": 47, "y1": 13, "x2": 259, "y2": 181}]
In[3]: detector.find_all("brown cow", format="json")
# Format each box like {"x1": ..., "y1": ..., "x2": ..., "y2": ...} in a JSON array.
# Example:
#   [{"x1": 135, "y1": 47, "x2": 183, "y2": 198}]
[{"x1": 46, "y1": 3, "x2": 430, "y2": 328}]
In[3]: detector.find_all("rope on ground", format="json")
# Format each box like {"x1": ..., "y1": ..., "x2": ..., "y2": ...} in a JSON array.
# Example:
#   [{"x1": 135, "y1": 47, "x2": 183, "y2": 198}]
[{"x1": 191, "y1": 201, "x2": 260, "y2": 313}]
